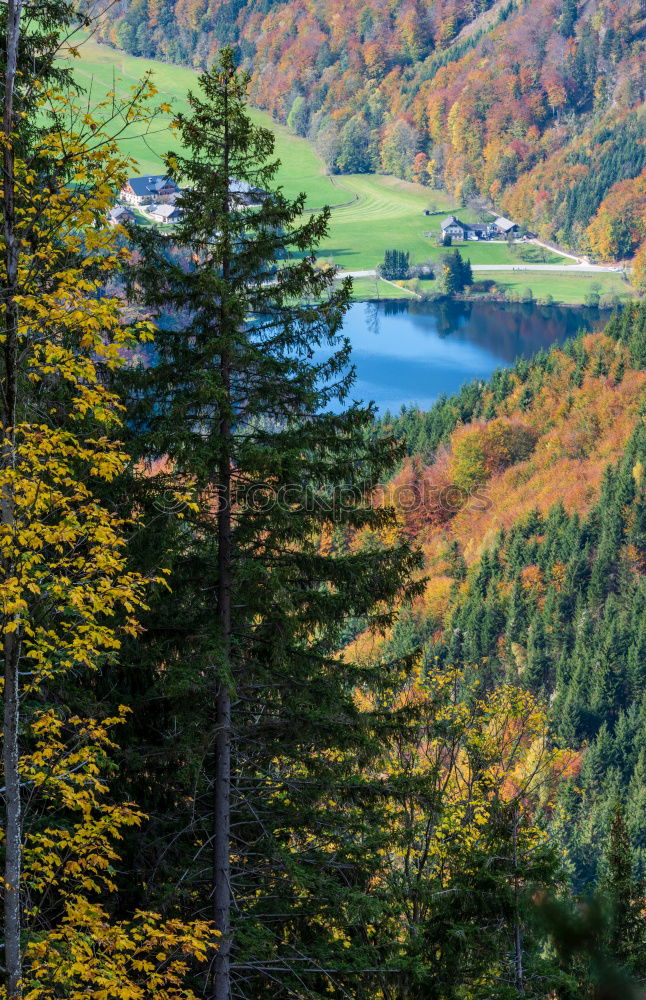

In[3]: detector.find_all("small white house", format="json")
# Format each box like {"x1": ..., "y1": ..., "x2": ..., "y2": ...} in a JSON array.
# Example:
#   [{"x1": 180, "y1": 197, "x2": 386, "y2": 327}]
[
  {"x1": 149, "y1": 203, "x2": 183, "y2": 223},
  {"x1": 440, "y1": 217, "x2": 489, "y2": 240},
  {"x1": 441, "y1": 215, "x2": 469, "y2": 239}
]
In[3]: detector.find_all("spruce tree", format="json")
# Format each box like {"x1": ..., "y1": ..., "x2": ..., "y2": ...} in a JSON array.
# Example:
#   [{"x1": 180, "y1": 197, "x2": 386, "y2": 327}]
[
  {"x1": 121, "y1": 51, "x2": 421, "y2": 1000},
  {"x1": 526, "y1": 614, "x2": 550, "y2": 691},
  {"x1": 599, "y1": 801, "x2": 646, "y2": 977}
]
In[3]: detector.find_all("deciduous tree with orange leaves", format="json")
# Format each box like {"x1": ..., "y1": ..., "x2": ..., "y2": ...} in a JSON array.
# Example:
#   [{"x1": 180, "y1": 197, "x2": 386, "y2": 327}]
[{"x1": 585, "y1": 168, "x2": 646, "y2": 261}]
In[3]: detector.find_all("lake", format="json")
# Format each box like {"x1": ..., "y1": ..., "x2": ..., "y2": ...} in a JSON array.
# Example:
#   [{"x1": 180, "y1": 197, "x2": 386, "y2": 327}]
[{"x1": 339, "y1": 300, "x2": 608, "y2": 413}]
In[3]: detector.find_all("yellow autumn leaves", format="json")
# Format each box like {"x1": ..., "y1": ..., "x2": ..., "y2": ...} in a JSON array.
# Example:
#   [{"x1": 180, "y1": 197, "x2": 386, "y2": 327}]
[{"x1": 0, "y1": 83, "x2": 218, "y2": 999}]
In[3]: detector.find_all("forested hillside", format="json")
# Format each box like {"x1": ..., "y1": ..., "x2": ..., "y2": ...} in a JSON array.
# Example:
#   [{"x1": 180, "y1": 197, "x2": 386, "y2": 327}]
[
  {"x1": 354, "y1": 302, "x2": 646, "y2": 886},
  {"x1": 4, "y1": 0, "x2": 646, "y2": 994},
  {"x1": 93, "y1": 0, "x2": 646, "y2": 267}
]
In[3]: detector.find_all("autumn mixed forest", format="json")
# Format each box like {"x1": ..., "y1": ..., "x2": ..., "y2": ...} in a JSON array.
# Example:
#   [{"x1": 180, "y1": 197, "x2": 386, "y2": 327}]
[{"x1": 1, "y1": 1, "x2": 646, "y2": 1000}]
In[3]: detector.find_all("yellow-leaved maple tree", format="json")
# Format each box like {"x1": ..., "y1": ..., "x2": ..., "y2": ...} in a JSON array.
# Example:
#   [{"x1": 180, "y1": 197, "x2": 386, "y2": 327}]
[
  {"x1": 356, "y1": 663, "x2": 576, "y2": 997},
  {"x1": 0, "y1": 8, "x2": 216, "y2": 997}
]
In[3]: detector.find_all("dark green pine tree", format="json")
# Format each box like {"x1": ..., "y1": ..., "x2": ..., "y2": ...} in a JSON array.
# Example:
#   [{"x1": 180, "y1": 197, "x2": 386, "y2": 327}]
[
  {"x1": 481, "y1": 586, "x2": 504, "y2": 656},
  {"x1": 441, "y1": 249, "x2": 468, "y2": 294},
  {"x1": 120, "y1": 50, "x2": 421, "y2": 1000},
  {"x1": 525, "y1": 614, "x2": 551, "y2": 691},
  {"x1": 599, "y1": 801, "x2": 646, "y2": 978},
  {"x1": 446, "y1": 539, "x2": 467, "y2": 581},
  {"x1": 626, "y1": 748, "x2": 646, "y2": 878},
  {"x1": 505, "y1": 579, "x2": 527, "y2": 646},
  {"x1": 627, "y1": 593, "x2": 646, "y2": 695}
]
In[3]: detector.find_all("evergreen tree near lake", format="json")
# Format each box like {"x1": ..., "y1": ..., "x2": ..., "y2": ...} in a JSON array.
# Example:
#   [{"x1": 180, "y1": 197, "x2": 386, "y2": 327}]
[
  {"x1": 440, "y1": 249, "x2": 473, "y2": 294},
  {"x1": 119, "y1": 50, "x2": 422, "y2": 1000},
  {"x1": 3, "y1": 4, "x2": 646, "y2": 993},
  {"x1": 380, "y1": 249, "x2": 411, "y2": 279}
]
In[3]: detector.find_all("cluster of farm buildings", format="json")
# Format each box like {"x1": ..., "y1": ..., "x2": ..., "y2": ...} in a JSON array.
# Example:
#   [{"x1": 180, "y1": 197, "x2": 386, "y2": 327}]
[
  {"x1": 109, "y1": 176, "x2": 522, "y2": 248},
  {"x1": 108, "y1": 175, "x2": 260, "y2": 227},
  {"x1": 439, "y1": 215, "x2": 520, "y2": 240}
]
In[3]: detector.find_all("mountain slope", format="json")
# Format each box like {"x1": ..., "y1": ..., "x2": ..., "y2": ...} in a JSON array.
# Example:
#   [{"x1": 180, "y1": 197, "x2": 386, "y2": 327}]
[
  {"x1": 349, "y1": 302, "x2": 646, "y2": 883},
  {"x1": 91, "y1": 0, "x2": 646, "y2": 266}
]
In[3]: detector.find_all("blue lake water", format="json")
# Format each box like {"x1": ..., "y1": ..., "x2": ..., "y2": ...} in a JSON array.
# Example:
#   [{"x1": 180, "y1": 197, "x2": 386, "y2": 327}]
[{"x1": 338, "y1": 300, "x2": 607, "y2": 413}]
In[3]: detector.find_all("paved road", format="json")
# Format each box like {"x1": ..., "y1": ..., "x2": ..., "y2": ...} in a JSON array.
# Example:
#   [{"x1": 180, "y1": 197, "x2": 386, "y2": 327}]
[
  {"x1": 530, "y1": 238, "x2": 583, "y2": 263},
  {"x1": 340, "y1": 263, "x2": 625, "y2": 278},
  {"x1": 469, "y1": 262, "x2": 624, "y2": 273}
]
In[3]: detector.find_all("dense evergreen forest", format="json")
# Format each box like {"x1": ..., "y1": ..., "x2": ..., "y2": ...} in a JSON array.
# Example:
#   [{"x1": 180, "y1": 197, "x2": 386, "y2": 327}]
[
  {"x1": 92, "y1": 0, "x2": 646, "y2": 274},
  {"x1": 1, "y1": 2, "x2": 646, "y2": 1000}
]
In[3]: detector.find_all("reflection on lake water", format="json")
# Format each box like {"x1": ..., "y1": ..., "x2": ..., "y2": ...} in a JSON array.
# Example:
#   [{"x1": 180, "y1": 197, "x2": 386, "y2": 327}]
[{"x1": 338, "y1": 299, "x2": 609, "y2": 413}]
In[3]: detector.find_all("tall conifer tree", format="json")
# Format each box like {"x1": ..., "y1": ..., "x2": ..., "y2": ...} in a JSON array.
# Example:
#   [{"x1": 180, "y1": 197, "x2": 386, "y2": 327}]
[
  {"x1": 122, "y1": 50, "x2": 421, "y2": 1000},
  {"x1": 600, "y1": 802, "x2": 646, "y2": 975}
]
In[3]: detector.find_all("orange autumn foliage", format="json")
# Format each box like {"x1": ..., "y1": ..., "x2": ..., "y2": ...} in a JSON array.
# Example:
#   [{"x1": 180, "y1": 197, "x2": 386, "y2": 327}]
[
  {"x1": 585, "y1": 168, "x2": 646, "y2": 261},
  {"x1": 364, "y1": 332, "x2": 645, "y2": 640},
  {"x1": 100, "y1": 0, "x2": 644, "y2": 262}
]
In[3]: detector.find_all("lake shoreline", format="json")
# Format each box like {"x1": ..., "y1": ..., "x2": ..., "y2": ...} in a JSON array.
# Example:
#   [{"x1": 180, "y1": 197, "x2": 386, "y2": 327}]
[
  {"x1": 350, "y1": 287, "x2": 626, "y2": 310},
  {"x1": 326, "y1": 299, "x2": 607, "y2": 413}
]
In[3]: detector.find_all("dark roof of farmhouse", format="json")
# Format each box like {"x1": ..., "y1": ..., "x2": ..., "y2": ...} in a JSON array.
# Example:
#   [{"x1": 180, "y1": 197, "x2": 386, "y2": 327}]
[
  {"x1": 125, "y1": 175, "x2": 178, "y2": 197},
  {"x1": 441, "y1": 215, "x2": 467, "y2": 229}
]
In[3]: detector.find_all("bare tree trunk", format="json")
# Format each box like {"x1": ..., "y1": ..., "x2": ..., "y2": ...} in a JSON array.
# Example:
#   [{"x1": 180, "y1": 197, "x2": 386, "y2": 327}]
[
  {"x1": 512, "y1": 812, "x2": 524, "y2": 995},
  {"x1": 2, "y1": 3, "x2": 24, "y2": 998},
  {"x1": 212, "y1": 401, "x2": 232, "y2": 1000},
  {"x1": 2, "y1": 635, "x2": 21, "y2": 1000},
  {"x1": 212, "y1": 622, "x2": 232, "y2": 1000},
  {"x1": 211, "y1": 76, "x2": 232, "y2": 1000}
]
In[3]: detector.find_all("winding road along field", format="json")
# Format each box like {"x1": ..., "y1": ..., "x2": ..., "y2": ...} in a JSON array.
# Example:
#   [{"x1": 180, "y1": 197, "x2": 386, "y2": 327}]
[
  {"x1": 315, "y1": 175, "x2": 573, "y2": 271},
  {"x1": 343, "y1": 263, "x2": 624, "y2": 277}
]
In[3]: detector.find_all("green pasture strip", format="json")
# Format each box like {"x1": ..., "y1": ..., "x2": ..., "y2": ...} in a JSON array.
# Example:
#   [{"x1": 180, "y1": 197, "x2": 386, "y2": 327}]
[
  {"x1": 344, "y1": 276, "x2": 418, "y2": 300},
  {"x1": 67, "y1": 37, "x2": 567, "y2": 277},
  {"x1": 475, "y1": 270, "x2": 635, "y2": 305},
  {"x1": 316, "y1": 174, "x2": 566, "y2": 270}
]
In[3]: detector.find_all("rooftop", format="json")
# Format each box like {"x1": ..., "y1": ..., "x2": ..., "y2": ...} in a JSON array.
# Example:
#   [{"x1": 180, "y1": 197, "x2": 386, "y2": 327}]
[
  {"x1": 151, "y1": 203, "x2": 180, "y2": 219},
  {"x1": 493, "y1": 216, "x2": 516, "y2": 231},
  {"x1": 441, "y1": 215, "x2": 465, "y2": 229},
  {"x1": 109, "y1": 205, "x2": 133, "y2": 219},
  {"x1": 125, "y1": 175, "x2": 179, "y2": 197}
]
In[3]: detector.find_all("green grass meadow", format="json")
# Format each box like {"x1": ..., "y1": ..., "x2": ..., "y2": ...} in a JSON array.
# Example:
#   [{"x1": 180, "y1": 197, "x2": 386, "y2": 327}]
[
  {"x1": 475, "y1": 270, "x2": 633, "y2": 304},
  {"x1": 315, "y1": 175, "x2": 569, "y2": 271},
  {"x1": 344, "y1": 276, "x2": 418, "y2": 300},
  {"x1": 65, "y1": 34, "x2": 340, "y2": 209}
]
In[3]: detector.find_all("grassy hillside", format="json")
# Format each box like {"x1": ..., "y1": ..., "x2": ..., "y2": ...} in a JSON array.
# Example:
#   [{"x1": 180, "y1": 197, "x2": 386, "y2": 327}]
[
  {"x1": 66, "y1": 36, "x2": 575, "y2": 277},
  {"x1": 65, "y1": 34, "x2": 340, "y2": 208},
  {"x1": 316, "y1": 174, "x2": 570, "y2": 270},
  {"x1": 96, "y1": 0, "x2": 646, "y2": 272},
  {"x1": 66, "y1": 34, "x2": 640, "y2": 302}
]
